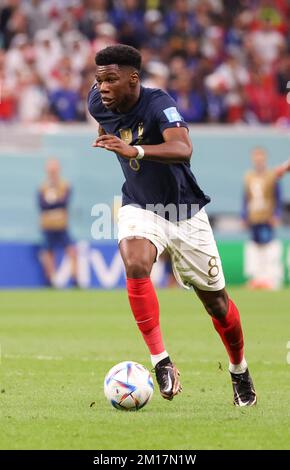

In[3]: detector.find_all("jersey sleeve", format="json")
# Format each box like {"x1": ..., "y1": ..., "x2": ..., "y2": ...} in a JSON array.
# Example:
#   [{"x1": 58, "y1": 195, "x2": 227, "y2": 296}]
[
  {"x1": 150, "y1": 90, "x2": 188, "y2": 134},
  {"x1": 87, "y1": 85, "x2": 102, "y2": 121}
]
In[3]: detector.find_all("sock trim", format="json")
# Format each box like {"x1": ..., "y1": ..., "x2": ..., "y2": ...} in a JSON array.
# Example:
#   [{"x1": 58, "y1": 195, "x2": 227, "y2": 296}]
[
  {"x1": 229, "y1": 357, "x2": 248, "y2": 374},
  {"x1": 151, "y1": 351, "x2": 169, "y2": 367}
]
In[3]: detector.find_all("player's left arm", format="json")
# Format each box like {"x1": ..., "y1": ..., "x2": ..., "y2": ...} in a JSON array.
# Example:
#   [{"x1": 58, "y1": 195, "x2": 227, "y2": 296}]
[
  {"x1": 93, "y1": 127, "x2": 192, "y2": 164},
  {"x1": 270, "y1": 181, "x2": 283, "y2": 227},
  {"x1": 274, "y1": 158, "x2": 290, "y2": 179},
  {"x1": 140, "y1": 127, "x2": 192, "y2": 163}
]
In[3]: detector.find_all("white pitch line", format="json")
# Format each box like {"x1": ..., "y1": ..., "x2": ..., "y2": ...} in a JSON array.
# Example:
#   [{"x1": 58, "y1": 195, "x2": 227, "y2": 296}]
[
  {"x1": 2, "y1": 354, "x2": 107, "y2": 362},
  {"x1": 3, "y1": 354, "x2": 64, "y2": 361}
]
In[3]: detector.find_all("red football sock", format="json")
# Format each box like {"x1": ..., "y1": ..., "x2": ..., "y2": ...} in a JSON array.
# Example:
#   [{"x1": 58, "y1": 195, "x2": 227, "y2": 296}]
[
  {"x1": 126, "y1": 277, "x2": 165, "y2": 355},
  {"x1": 211, "y1": 298, "x2": 244, "y2": 365}
]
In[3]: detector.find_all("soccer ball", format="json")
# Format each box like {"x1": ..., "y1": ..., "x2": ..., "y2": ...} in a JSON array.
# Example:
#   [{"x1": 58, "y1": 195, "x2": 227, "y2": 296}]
[{"x1": 104, "y1": 361, "x2": 154, "y2": 411}]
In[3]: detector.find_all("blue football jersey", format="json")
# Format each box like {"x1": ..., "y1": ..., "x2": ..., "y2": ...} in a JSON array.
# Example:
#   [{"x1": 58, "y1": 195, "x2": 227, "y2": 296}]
[{"x1": 88, "y1": 85, "x2": 210, "y2": 221}]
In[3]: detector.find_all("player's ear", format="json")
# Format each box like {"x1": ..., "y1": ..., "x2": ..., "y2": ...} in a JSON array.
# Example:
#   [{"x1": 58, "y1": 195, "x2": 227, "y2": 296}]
[{"x1": 129, "y1": 71, "x2": 139, "y2": 87}]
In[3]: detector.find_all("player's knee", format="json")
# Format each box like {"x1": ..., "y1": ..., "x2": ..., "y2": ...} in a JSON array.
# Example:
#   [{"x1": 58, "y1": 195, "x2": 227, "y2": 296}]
[
  {"x1": 125, "y1": 257, "x2": 152, "y2": 278},
  {"x1": 204, "y1": 296, "x2": 228, "y2": 319}
]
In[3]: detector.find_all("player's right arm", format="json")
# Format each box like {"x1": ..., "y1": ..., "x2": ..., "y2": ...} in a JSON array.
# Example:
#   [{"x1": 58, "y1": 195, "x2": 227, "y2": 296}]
[
  {"x1": 93, "y1": 128, "x2": 192, "y2": 163},
  {"x1": 274, "y1": 159, "x2": 290, "y2": 179}
]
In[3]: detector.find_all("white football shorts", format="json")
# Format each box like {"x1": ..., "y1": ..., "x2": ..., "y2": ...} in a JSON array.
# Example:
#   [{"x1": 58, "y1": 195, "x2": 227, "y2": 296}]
[{"x1": 118, "y1": 205, "x2": 225, "y2": 291}]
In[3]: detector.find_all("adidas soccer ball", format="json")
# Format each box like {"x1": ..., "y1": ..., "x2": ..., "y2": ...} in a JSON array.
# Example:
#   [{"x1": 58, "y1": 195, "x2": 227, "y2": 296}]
[{"x1": 104, "y1": 361, "x2": 154, "y2": 411}]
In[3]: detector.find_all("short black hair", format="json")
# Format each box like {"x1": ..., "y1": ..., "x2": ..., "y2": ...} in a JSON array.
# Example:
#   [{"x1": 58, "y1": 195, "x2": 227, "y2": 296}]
[{"x1": 95, "y1": 44, "x2": 141, "y2": 71}]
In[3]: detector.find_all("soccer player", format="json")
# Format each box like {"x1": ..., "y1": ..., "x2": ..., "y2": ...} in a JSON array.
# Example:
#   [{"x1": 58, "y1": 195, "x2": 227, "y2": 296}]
[
  {"x1": 38, "y1": 159, "x2": 77, "y2": 288},
  {"x1": 88, "y1": 44, "x2": 257, "y2": 406},
  {"x1": 242, "y1": 148, "x2": 290, "y2": 289}
]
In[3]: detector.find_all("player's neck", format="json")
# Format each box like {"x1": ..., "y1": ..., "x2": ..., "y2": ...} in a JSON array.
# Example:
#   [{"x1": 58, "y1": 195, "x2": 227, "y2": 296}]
[
  {"x1": 48, "y1": 178, "x2": 60, "y2": 187},
  {"x1": 255, "y1": 168, "x2": 266, "y2": 175},
  {"x1": 116, "y1": 86, "x2": 141, "y2": 113}
]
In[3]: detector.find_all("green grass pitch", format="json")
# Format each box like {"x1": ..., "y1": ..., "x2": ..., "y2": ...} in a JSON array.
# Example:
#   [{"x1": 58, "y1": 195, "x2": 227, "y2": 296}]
[{"x1": 1, "y1": 288, "x2": 290, "y2": 450}]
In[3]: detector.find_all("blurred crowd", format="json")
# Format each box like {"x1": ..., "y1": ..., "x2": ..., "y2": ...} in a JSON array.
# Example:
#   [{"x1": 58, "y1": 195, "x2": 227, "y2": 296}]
[{"x1": 0, "y1": 0, "x2": 289, "y2": 125}]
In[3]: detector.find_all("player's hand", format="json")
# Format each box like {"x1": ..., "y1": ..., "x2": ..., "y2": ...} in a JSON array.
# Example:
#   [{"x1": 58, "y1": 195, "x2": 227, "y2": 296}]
[
  {"x1": 98, "y1": 125, "x2": 106, "y2": 137},
  {"x1": 92, "y1": 135, "x2": 138, "y2": 159}
]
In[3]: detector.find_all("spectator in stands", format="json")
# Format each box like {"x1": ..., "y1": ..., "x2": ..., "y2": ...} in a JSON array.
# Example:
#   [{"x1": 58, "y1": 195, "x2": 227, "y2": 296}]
[
  {"x1": 170, "y1": 71, "x2": 207, "y2": 122},
  {"x1": 49, "y1": 72, "x2": 81, "y2": 121},
  {"x1": 92, "y1": 21, "x2": 117, "y2": 53},
  {"x1": 0, "y1": 0, "x2": 289, "y2": 125},
  {"x1": 244, "y1": 58, "x2": 281, "y2": 124},
  {"x1": 205, "y1": 53, "x2": 249, "y2": 122},
  {"x1": 143, "y1": 9, "x2": 167, "y2": 51},
  {"x1": 110, "y1": 0, "x2": 145, "y2": 49},
  {"x1": 275, "y1": 54, "x2": 290, "y2": 125},
  {"x1": 142, "y1": 60, "x2": 169, "y2": 91},
  {"x1": 18, "y1": 69, "x2": 48, "y2": 122},
  {"x1": 248, "y1": 17, "x2": 286, "y2": 71},
  {"x1": 34, "y1": 29, "x2": 63, "y2": 84}
]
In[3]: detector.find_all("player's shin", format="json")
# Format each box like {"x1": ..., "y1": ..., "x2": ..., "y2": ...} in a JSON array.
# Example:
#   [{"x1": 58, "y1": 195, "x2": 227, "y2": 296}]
[
  {"x1": 126, "y1": 277, "x2": 168, "y2": 365},
  {"x1": 211, "y1": 298, "x2": 247, "y2": 371}
]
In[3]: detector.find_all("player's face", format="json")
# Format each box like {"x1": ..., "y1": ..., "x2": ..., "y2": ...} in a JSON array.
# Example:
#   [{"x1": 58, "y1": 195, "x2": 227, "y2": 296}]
[
  {"x1": 252, "y1": 149, "x2": 267, "y2": 173},
  {"x1": 95, "y1": 65, "x2": 137, "y2": 111},
  {"x1": 46, "y1": 160, "x2": 60, "y2": 183}
]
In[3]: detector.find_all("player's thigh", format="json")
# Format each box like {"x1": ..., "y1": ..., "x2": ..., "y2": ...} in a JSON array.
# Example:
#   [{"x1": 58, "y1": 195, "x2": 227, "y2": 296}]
[
  {"x1": 119, "y1": 237, "x2": 157, "y2": 276},
  {"x1": 118, "y1": 206, "x2": 166, "y2": 254},
  {"x1": 118, "y1": 205, "x2": 167, "y2": 275},
  {"x1": 169, "y1": 208, "x2": 225, "y2": 291}
]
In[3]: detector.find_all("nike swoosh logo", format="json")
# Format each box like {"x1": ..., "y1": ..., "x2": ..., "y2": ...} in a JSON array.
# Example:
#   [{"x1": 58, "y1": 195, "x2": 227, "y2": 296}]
[
  {"x1": 208, "y1": 279, "x2": 219, "y2": 285},
  {"x1": 163, "y1": 371, "x2": 172, "y2": 393},
  {"x1": 235, "y1": 390, "x2": 249, "y2": 407}
]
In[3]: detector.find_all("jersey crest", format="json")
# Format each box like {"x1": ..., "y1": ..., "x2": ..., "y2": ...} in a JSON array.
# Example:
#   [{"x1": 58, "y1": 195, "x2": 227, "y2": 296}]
[
  {"x1": 119, "y1": 128, "x2": 133, "y2": 145},
  {"x1": 137, "y1": 122, "x2": 144, "y2": 143}
]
